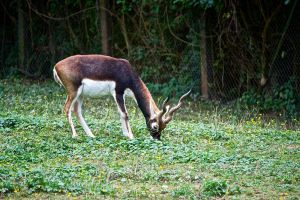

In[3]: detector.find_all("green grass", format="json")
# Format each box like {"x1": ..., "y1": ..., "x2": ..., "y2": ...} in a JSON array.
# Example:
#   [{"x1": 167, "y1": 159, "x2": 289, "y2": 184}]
[{"x1": 0, "y1": 79, "x2": 299, "y2": 199}]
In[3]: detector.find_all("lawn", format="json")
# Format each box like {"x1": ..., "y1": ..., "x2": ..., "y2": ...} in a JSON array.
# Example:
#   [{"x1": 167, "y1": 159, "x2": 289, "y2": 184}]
[{"x1": 0, "y1": 79, "x2": 299, "y2": 199}]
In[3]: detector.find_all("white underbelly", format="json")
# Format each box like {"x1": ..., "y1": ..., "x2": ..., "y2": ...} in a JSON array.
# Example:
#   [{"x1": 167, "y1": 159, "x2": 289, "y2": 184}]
[
  {"x1": 81, "y1": 79, "x2": 116, "y2": 97},
  {"x1": 80, "y1": 79, "x2": 136, "y2": 102}
]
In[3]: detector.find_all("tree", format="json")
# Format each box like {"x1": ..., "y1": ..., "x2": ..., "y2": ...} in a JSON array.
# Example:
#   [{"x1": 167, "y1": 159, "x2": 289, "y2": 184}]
[
  {"x1": 17, "y1": 0, "x2": 24, "y2": 70},
  {"x1": 99, "y1": 0, "x2": 111, "y2": 55},
  {"x1": 200, "y1": 15, "x2": 209, "y2": 99}
]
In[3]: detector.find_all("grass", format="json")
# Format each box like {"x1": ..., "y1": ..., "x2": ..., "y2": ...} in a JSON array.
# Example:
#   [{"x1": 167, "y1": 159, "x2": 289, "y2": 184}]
[{"x1": 0, "y1": 79, "x2": 299, "y2": 199}]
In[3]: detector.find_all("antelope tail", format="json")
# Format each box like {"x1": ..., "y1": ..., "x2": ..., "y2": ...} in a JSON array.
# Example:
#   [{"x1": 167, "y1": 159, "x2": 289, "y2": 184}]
[{"x1": 53, "y1": 67, "x2": 64, "y2": 87}]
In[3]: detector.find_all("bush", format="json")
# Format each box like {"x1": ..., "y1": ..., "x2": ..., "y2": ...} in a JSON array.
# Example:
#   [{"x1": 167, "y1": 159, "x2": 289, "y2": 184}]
[
  {"x1": 202, "y1": 179, "x2": 227, "y2": 197},
  {"x1": 238, "y1": 80, "x2": 298, "y2": 116}
]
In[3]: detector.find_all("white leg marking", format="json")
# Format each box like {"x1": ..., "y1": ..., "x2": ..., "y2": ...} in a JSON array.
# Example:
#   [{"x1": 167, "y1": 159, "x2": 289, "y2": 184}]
[
  {"x1": 69, "y1": 86, "x2": 83, "y2": 138},
  {"x1": 69, "y1": 99, "x2": 78, "y2": 138},
  {"x1": 122, "y1": 96, "x2": 134, "y2": 139},
  {"x1": 118, "y1": 110, "x2": 133, "y2": 139},
  {"x1": 76, "y1": 98, "x2": 95, "y2": 138},
  {"x1": 112, "y1": 92, "x2": 134, "y2": 139}
]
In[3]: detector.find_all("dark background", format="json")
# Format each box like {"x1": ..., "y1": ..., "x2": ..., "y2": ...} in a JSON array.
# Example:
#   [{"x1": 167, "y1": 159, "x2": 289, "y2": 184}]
[{"x1": 1, "y1": 0, "x2": 299, "y2": 114}]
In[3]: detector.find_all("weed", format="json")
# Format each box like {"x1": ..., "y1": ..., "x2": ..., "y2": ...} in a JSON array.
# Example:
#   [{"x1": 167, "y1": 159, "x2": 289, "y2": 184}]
[
  {"x1": 0, "y1": 79, "x2": 299, "y2": 199},
  {"x1": 202, "y1": 179, "x2": 228, "y2": 197}
]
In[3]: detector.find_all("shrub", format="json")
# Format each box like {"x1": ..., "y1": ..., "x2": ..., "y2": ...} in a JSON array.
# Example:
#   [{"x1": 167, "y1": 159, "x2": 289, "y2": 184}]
[
  {"x1": 202, "y1": 179, "x2": 227, "y2": 197},
  {"x1": 238, "y1": 80, "x2": 298, "y2": 116}
]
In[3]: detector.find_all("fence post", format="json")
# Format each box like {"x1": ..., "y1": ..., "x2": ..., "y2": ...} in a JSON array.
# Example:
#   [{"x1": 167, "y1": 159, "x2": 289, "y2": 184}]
[{"x1": 200, "y1": 15, "x2": 209, "y2": 100}]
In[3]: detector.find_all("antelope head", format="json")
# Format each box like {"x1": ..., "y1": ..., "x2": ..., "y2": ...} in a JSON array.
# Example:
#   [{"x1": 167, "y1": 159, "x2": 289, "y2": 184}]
[
  {"x1": 54, "y1": 54, "x2": 191, "y2": 140},
  {"x1": 148, "y1": 90, "x2": 191, "y2": 140}
]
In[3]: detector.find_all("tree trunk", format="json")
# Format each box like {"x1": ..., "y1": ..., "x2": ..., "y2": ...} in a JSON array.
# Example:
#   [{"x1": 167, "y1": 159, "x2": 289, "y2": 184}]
[
  {"x1": 100, "y1": 0, "x2": 111, "y2": 55},
  {"x1": 199, "y1": 16, "x2": 209, "y2": 100},
  {"x1": 1, "y1": 9, "x2": 6, "y2": 71},
  {"x1": 120, "y1": 14, "x2": 130, "y2": 55},
  {"x1": 18, "y1": 0, "x2": 24, "y2": 70},
  {"x1": 49, "y1": 21, "x2": 56, "y2": 67}
]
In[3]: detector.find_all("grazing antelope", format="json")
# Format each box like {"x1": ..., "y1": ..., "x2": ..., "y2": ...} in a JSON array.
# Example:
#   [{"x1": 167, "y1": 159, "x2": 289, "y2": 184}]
[{"x1": 53, "y1": 55, "x2": 190, "y2": 140}]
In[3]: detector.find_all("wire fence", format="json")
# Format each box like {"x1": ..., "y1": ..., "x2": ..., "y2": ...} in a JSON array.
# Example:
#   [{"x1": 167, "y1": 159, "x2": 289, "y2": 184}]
[{"x1": 1, "y1": 1, "x2": 299, "y2": 103}]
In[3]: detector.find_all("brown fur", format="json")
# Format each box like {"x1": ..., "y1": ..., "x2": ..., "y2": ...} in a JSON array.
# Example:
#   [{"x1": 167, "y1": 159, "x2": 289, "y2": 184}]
[
  {"x1": 54, "y1": 54, "x2": 162, "y2": 138},
  {"x1": 54, "y1": 55, "x2": 189, "y2": 139}
]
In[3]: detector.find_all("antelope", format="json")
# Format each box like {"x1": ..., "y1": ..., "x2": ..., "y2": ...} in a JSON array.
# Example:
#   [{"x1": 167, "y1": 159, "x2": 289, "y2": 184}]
[{"x1": 53, "y1": 55, "x2": 190, "y2": 140}]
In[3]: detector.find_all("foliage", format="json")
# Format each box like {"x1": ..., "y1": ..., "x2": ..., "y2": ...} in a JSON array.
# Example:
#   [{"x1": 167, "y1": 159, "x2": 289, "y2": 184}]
[
  {"x1": 238, "y1": 79, "x2": 299, "y2": 116},
  {"x1": 202, "y1": 179, "x2": 227, "y2": 197},
  {"x1": 171, "y1": 0, "x2": 216, "y2": 9},
  {"x1": 1, "y1": 0, "x2": 298, "y2": 104},
  {"x1": 0, "y1": 79, "x2": 299, "y2": 199}
]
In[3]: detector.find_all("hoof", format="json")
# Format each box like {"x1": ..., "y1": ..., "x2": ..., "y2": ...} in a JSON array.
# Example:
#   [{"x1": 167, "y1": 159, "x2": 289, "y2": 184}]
[
  {"x1": 128, "y1": 135, "x2": 134, "y2": 140},
  {"x1": 86, "y1": 131, "x2": 95, "y2": 138}
]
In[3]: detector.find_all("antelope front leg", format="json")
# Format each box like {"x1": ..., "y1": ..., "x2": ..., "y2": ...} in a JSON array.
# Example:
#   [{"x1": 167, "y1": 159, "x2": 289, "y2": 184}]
[{"x1": 113, "y1": 92, "x2": 134, "y2": 139}]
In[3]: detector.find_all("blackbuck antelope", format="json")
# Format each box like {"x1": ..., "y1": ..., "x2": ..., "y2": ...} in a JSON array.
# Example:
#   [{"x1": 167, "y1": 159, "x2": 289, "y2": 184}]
[{"x1": 53, "y1": 55, "x2": 190, "y2": 140}]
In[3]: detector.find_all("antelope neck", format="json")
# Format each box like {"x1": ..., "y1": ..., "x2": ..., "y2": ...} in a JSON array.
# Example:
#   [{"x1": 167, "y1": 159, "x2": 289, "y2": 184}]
[{"x1": 131, "y1": 77, "x2": 159, "y2": 122}]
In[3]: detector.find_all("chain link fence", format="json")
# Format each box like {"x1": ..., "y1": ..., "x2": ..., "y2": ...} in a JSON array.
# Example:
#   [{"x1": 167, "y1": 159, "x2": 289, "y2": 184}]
[{"x1": 1, "y1": 1, "x2": 299, "y2": 104}]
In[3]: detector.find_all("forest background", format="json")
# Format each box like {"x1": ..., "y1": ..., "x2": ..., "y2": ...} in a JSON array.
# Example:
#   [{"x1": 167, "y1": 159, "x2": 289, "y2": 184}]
[
  {"x1": 0, "y1": 0, "x2": 300, "y2": 116},
  {"x1": 1, "y1": 1, "x2": 300, "y2": 198}
]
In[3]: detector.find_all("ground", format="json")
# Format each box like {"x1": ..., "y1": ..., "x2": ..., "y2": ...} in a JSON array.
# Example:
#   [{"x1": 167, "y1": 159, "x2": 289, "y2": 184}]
[{"x1": 0, "y1": 79, "x2": 299, "y2": 199}]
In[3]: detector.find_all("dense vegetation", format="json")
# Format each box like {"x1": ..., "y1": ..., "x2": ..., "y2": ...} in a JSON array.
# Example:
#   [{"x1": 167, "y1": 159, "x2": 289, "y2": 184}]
[
  {"x1": 0, "y1": 79, "x2": 299, "y2": 199},
  {"x1": 1, "y1": 0, "x2": 300, "y2": 106},
  {"x1": 0, "y1": 1, "x2": 299, "y2": 198}
]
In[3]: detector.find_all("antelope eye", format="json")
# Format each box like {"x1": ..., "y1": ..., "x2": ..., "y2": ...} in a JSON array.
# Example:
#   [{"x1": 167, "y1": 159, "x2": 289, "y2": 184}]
[
  {"x1": 149, "y1": 118, "x2": 156, "y2": 123},
  {"x1": 149, "y1": 123, "x2": 159, "y2": 131},
  {"x1": 149, "y1": 118, "x2": 159, "y2": 130}
]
